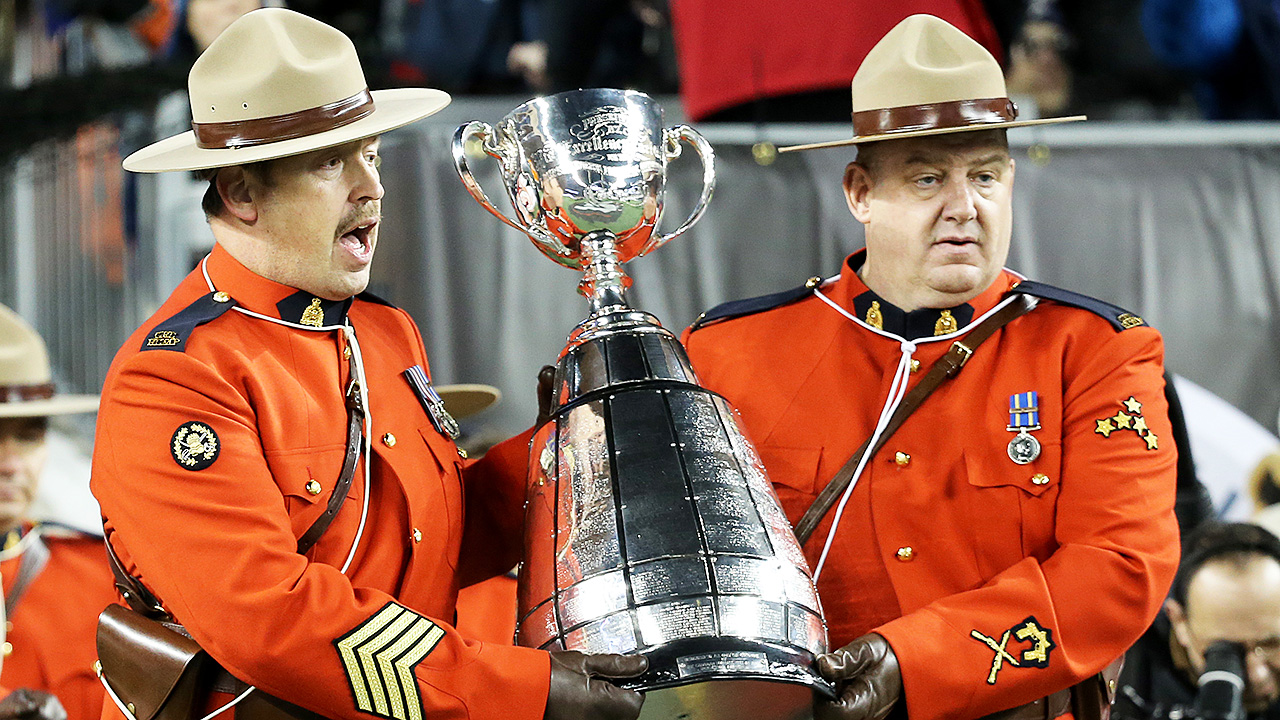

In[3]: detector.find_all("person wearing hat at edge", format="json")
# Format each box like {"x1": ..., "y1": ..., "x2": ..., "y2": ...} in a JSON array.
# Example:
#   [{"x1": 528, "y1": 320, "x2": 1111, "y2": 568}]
[
  {"x1": 91, "y1": 9, "x2": 644, "y2": 720},
  {"x1": 682, "y1": 14, "x2": 1179, "y2": 720},
  {"x1": 0, "y1": 304, "x2": 108, "y2": 720}
]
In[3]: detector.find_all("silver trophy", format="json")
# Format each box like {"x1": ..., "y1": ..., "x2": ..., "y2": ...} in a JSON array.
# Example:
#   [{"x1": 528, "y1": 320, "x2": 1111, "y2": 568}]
[{"x1": 453, "y1": 89, "x2": 831, "y2": 720}]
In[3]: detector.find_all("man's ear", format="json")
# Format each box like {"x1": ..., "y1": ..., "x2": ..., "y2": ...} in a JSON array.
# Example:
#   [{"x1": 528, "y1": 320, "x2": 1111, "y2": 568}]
[
  {"x1": 1166, "y1": 598, "x2": 1193, "y2": 648},
  {"x1": 216, "y1": 167, "x2": 259, "y2": 223},
  {"x1": 843, "y1": 162, "x2": 874, "y2": 224}
]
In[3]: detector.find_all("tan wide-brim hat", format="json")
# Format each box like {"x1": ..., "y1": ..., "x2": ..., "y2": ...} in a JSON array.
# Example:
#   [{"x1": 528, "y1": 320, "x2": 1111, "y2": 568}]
[
  {"x1": 779, "y1": 14, "x2": 1086, "y2": 153},
  {"x1": 123, "y1": 8, "x2": 451, "y2": 173},
  {"x1": 0, "y1": 304, "x2": 98, "y2": 418},
  {"x1": 435, "y1": 384, "x2": 501, "y2": 421}
]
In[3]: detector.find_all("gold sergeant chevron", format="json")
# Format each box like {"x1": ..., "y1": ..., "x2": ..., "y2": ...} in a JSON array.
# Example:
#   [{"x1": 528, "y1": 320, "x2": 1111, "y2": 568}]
[{"x1": 335, "y1": 602, "x2": 446, "y2": 720}]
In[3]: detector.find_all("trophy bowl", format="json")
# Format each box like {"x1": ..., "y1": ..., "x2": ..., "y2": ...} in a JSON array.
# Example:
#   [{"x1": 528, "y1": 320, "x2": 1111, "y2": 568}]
[{"x1": 453, "y1": 89, "x2": 832, "y2": 720}]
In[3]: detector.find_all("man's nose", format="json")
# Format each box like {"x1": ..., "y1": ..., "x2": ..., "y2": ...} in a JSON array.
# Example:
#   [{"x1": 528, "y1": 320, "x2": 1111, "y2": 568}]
[
  {"x1": 1246, "y1": 650, "x2": 1279, "y2": 702},
  {"x1": 0, "y1": 438, "x2": 19, "y2": 476},
  {"x1": 941, "y1": 178, "x2": 978, "y2": 223},
  {"x1": 350, "y1": 156, "x2": 383, "y2": 203}
]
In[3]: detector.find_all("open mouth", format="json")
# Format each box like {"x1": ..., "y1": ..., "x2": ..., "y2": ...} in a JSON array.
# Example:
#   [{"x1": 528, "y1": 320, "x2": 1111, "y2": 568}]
[{"x1": 338, "y1": 218, "x2": 378, "y2": 261}]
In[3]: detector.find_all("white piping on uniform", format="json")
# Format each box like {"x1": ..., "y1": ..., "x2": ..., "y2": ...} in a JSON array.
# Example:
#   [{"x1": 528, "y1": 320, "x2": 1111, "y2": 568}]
[
  {"x1": 163, "y1": 255, "x2": 376, "y2": 719},
  {"x1": 808, "y1": 280, "x2": 1021, "y2": 583}
]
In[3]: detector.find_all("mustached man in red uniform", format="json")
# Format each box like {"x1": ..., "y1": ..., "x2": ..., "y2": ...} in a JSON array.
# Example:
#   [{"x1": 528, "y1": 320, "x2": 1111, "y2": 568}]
[
  {"x1": 0, "y1": 303, "x2": 110, "y2": 720},
  {"x1": 93, "y1": 9, "x2": 645, "y2": 720},
  {"x1": 684, "y1": 15, "x2": 1179, "y2": 720}
]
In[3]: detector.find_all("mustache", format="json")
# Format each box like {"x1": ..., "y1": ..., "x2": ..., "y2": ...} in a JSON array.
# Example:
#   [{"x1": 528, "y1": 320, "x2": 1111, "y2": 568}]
[{"x1": 336, "y1": 202, "x2": 381, "y2": 237}]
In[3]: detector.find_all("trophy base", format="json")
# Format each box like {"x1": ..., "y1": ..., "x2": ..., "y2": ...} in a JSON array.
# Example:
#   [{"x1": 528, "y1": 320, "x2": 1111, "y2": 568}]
[
  {"x1": 619, "y1": 638, "x2": 834, "y2": 720},
  {"x1": 638, "y1": 679, "x2": 818, "y2": 720}
]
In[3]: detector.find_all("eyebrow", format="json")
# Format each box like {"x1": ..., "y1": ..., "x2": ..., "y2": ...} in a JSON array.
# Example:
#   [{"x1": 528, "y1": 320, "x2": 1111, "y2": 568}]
[{"x1": 902, "y1": 152, "x2": 1008, "y2": 168}]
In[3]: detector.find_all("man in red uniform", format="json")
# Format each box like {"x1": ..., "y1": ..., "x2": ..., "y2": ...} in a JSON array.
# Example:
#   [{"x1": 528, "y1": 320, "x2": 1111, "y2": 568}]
[
  {"x1": 0, "y1": 303, "x2": 109, "y2": 720},
  {"x1": 93, "y1": 9, "x2": 643, "y2": 720},
  {"x1": 683, "y1": 15, "x2": 1180, "y2": 720}
]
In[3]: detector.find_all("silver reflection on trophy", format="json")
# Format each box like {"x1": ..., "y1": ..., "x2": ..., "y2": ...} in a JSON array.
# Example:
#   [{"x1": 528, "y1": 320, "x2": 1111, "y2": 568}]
[{"x1": 453, "y1": 89, "x2": 831, "y2": 720}]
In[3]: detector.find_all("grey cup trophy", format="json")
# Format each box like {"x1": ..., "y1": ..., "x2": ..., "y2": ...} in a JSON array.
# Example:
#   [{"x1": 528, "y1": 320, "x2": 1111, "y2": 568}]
[{"x1": 452, "y1": 89, "x2": 831, "y2": 720}]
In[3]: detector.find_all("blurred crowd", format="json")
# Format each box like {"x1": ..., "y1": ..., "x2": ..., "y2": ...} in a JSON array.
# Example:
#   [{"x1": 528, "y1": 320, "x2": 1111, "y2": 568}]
[{"x1": 0, "y1": 0, "x2": 1275, "y2": 163}]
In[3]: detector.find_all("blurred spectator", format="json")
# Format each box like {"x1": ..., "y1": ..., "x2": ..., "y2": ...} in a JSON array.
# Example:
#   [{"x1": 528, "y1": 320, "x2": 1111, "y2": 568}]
[
  {"x1": 1143, "y1": 0, "x2": 1280, "y2": 119},
  {"x1": 0, "y1": 305, "x2": 115, "y2": 720},
  {"x1": 1116, "y1": 522, "x2": 1280, "y2": 720},
  {"x1": 383, "y1": 0, "x2": 544, "y2": 93},
  {"x1": 668, "y1": 1, "x2": 1002, "y2": 123},
  {"x1": 161, "y1": 0, "x2": 283, "y2": 66},
  {"x1": 541, "y1": 0, "x2": 675, "y2": 94},
  {"x1": 1003, "y1": 0, "x2": 1194, "y2": 120}
]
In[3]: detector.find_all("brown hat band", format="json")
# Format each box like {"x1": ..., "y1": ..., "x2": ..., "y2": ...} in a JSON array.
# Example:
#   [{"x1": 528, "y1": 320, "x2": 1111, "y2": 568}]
[
  {"x1": 0, "y1": 382, "x2": 54, "y2": 403},
  {"x1": 852, "y1": 97, "x2": 1017, "y2": 138},
  {"x1": 192, "y1": 89, "x2": 376, "y2": 150}
]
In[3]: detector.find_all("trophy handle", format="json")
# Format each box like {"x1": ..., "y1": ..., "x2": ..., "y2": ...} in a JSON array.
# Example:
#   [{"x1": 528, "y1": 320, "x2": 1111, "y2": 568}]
[
  {"x1": 638, "y1": 124, "x2": 716, "y2": 257},
  {"x1": 451, "y1": 121, "x2": 562, "y2": 253}
]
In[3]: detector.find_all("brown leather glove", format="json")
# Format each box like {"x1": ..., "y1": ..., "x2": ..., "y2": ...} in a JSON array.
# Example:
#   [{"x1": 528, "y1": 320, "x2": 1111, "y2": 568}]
[
  {"x1": 545, "y1": 650, "x2": 647, "y2": 720},
  {"x1": 815, "y1": 633, "x2": 902, "y2": 720},
  {"x1": 0, "y1": 689, "x2": 67, "y2": 720},
  {"x1": 535, "y1": 365, "x2": 557, "y2": 426}
]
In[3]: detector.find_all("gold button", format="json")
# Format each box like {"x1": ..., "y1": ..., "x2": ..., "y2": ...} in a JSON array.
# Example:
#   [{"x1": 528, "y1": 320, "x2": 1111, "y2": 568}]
[
  {"x1": 2, "y1": 641, "x2": 12, "y2": 656},
  {"x1": 343, "y1": 346, "x2": 352, "y2": 359},
  {"x1": 457, "y1": 447, "x2": 468, "y2": 459},
  {"x1": 4, "y1": 620, "x2": 11, "y2": 632},
  {"x1": 910, "y1": 359, "x2": 921, "y2": 373},
  {"x1": 212, "y1": 291, "x2": 230, "y2": 303},
  {"x1": 805, "y1": 276, "x2": 823, "y2": 289},
  {"x1": 412, "y1": 528, "x2": 422, "y2": 543},
  {"x1": 1108, "y1": 679, "x2": 1116, "y2": 693},
  {"x1": 382, "y1": 433, "x2": 396, "y2": 447},
  {"x1": 94, "y1": 660, "x2": 103, "y2": 677},
  {"x1": 1031, "y1": 473, "x2": 1050, "y2": 486},
  {"x1": 127, "y1": 704, "x2": 135, "y2": 715},
  {"x1": 894, "y1": 451, "x2": 911, "y2": 467},
  {"x1": 896, "y1": 547, "x2": 914, "y2": 561},
  {"x1": 306, "y1": 480, "x2": 322, "y2": 495}
]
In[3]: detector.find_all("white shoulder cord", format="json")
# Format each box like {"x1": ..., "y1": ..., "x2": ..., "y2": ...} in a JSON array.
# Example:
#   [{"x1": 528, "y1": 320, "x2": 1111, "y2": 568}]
[
  {"x1": 101, "y1": 258, "x2": 374, "y2": 720},
  {"x1": 807, "y1": 280, "x2": 1020, "y2": 583}
]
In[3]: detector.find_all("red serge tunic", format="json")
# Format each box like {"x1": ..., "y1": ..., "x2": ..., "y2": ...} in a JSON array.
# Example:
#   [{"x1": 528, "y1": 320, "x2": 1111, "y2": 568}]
[
  {"x1": 0, "y1": 526, "x2": 116, "y2": 720},
  {"x1": 91, "y1": 244, "x2": 548, "y2": 720},
  {"x1": 683, "y1": 253, "x2": 1179, "y2": 720}
]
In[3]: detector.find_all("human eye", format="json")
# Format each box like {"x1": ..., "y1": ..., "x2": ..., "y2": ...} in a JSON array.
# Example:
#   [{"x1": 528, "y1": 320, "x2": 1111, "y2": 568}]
[{"x1": 913, "y1": 174, "x2": 939, "y2": 188}]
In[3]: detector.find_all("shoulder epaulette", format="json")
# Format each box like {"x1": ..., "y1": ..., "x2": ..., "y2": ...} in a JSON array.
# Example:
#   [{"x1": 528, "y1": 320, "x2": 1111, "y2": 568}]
[
  {"x1": 1010, "y1": 281, "x2": 1147, "y2": 332},
  {"x1": 141, "y1": 292, "x2": 238, "y2": 352},
  {"x1": 690, "y1": 276, "x2": 824, "y2": 332}
]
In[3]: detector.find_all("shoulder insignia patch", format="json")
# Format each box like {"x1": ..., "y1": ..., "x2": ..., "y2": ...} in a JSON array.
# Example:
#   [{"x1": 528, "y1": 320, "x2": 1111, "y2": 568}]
[
  {"x1": 335, "y1": 602, "x2": 445, "y2": 720},
  {"x1": 171, "y1": 422, "x2": 220, "y2": 471},
  {"x1": 1095, "y1": 396, "x2": 1159, "y2": 450},
  {"x1": 689, "y1": 276, "x2": 824, "y2": 332},
  {"x1": 1009, "y1": 281, "x2": 1145, "y2": 332},
  {"x1": 970, "y1": 616, "x2": 1055, "y2": 685},
  {"x1": 142, "y1": 293, "x2": 237, "y2": 352}
]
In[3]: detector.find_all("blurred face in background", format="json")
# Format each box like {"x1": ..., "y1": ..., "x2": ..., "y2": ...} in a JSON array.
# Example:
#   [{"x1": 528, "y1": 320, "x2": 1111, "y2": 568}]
[
  {"x1": 187, "y1": 0, "x2": 264, "y2": 54},
  {"x1": 0, "y1": 417, "x2": 47, "y2": 534},
  {"x1": 1169, "y1": 555, "x2": 1280, "y2": 712}
]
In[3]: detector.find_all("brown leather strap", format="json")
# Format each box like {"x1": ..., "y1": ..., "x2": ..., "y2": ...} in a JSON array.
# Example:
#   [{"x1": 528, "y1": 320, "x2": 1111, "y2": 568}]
[
  {"x1": 192, "y1": 90, "x2": 375, "y2": 150},
  {"x1": 852, "y1": 97, "x2": 1017, "y2": 137},
  {"x1": 978, "y1": 687, "x2": 1072, "y2": 720},
  {"x1": 296, "y1": 370, "x2": 364, "y2": 555},
  {"x1": 0, "y1": 382, "x2": 55, "y2": 403},
  {"x1": 794, "y1": 294, "x2": 1036, "y2": 545},
  {"x1": 105, "y1": 532, "x2": 168, "y2": 620}
]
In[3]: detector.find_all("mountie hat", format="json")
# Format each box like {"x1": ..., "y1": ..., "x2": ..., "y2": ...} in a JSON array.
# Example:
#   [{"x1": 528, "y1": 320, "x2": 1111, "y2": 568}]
[
  {"x1": 779, "y1": 14, "x2": 1085, "y2": 153},
  {"x1": 0, "y1": 304, "x2": 98, "y2": 418},
  {"x1": 123, "y1": 8, "x2": 451, "y2": 173}
]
